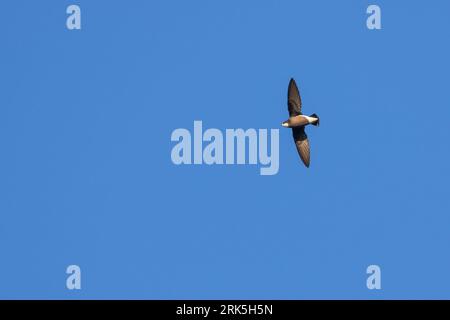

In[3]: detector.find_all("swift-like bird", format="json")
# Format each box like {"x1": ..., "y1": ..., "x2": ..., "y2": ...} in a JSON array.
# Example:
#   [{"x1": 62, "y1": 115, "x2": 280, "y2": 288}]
[{"x1": 281, "y1": 78, "x2": 320, "y2": 167}]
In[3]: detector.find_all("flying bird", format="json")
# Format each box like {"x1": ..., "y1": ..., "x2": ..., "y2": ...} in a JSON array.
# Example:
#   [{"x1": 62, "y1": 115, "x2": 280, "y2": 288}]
[{"x1": 281, "y1": 78, "x2": 320, "y2": 167}]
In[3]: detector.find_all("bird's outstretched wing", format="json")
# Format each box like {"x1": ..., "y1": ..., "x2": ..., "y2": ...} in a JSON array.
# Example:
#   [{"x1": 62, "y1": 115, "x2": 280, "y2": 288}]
[
  {"x1": 293, "y1": 127, "x2": 310, "y2": 167},
  {"x1": 288, "y1": 78, "x2": 302, "y2": 117}
]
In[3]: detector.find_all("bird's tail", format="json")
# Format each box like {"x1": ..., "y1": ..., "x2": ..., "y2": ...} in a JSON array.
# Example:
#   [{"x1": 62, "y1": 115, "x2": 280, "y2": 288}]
[{"x1": 309, "y1": 113, "x2": 320, "y2": 126}]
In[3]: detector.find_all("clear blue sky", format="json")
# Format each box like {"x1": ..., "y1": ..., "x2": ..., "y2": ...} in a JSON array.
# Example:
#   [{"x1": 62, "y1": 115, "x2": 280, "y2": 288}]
[{"x1": 1, "y1": 0, "x2": 450, "y2": 299}]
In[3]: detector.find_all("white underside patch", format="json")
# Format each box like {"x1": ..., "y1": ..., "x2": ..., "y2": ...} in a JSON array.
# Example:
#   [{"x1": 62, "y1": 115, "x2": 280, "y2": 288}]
[{"x1": 303, "y1": 115, "x2": 317, "y2": 124}]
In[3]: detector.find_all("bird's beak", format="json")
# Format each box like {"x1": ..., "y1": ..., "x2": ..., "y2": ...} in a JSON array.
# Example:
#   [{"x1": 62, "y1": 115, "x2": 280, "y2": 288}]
[{"x1": 281, "y1": 121, "x2": 289, "y2": 128}]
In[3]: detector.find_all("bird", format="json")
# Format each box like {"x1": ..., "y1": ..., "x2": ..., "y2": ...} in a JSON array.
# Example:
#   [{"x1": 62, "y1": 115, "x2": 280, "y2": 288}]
[{"x1": 281, "y1": 78, "x2": 320, "y2": 167}]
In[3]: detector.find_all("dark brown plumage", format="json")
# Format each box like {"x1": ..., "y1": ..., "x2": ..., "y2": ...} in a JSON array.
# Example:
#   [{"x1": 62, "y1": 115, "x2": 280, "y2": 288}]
[
  {"x1": 293, "y1": 127, "x2": 310, "y2": 168},
  {"x1": 283, "y1": 78, "x2": 319, "y2": 168},
  {"x1": 287, "y1": 78, "x2": 302, "y2": 117}
]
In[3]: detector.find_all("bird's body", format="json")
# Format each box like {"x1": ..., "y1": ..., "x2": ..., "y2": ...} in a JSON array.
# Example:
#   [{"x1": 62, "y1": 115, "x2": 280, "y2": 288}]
[
  {"x1": 281, "y1": 78, "x2": 320, "y2": 168},
  {"x1": 282, "y1": 114, "x2": 318, "y2": 128}
]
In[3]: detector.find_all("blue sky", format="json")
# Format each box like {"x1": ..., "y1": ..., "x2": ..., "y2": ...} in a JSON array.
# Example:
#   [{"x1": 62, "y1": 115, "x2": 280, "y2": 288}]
[{"x1": 1, "y1": 0, "x2": 450, "y2": 299}]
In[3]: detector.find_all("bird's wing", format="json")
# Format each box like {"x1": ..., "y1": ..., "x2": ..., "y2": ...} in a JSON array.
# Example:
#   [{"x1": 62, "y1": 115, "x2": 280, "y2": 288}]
[
  {"x1": 288, "y1": 78, "x2": 302, "y2": 117},
  {"x1": 293, "y1": 127, "x2": 310, "y2": 167}
]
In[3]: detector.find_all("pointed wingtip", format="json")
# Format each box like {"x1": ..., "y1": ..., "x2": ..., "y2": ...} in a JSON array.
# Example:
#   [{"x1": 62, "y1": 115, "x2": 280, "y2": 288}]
[{"x1": 289, "y1": 78, "x2": 298, "y2": 91}]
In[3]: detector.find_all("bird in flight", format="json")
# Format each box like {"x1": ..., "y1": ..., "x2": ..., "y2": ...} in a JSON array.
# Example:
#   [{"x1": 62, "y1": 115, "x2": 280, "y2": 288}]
[{"x1": 281, "y1": 78, "x2": 320, "y2": 168}]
